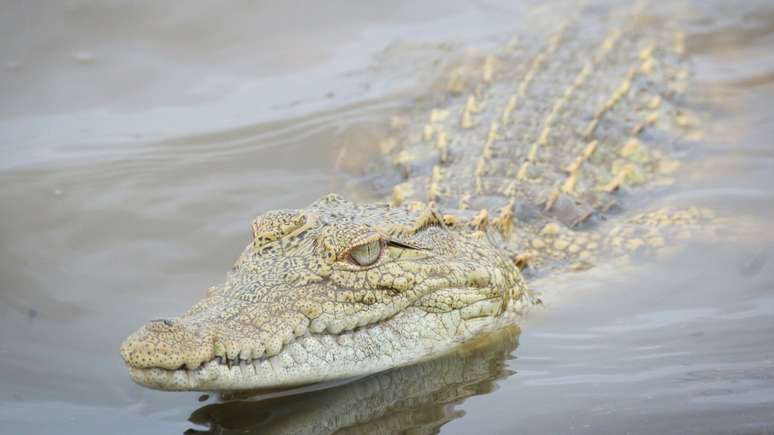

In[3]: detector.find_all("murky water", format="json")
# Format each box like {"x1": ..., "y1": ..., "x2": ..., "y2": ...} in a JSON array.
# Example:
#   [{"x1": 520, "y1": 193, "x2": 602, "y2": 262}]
[{"x1": 1, "y1": 1, "x2": 774, "y2": 434}]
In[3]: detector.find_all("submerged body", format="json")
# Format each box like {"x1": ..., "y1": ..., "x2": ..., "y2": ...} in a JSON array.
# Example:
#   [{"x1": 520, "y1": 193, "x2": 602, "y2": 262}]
[{"x1": 121, "y1": 1, "x2": 732, "y2": 390}]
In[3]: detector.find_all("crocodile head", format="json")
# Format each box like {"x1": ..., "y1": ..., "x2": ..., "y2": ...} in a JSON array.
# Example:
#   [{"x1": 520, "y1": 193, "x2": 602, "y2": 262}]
[{"x1": 120, "y1": 194, "x2": 526, "y2": 391}]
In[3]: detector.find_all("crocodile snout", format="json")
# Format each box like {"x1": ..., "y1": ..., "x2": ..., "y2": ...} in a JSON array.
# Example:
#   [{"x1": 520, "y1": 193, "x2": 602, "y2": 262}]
[{"x1": 120, "y1": 319, "x2": 214, "y2": 370}]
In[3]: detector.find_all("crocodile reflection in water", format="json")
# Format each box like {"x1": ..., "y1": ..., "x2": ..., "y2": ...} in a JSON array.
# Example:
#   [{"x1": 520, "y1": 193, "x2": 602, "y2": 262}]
[{"x1": 186, "y1": 326, "x2": 519, "y2": 435}]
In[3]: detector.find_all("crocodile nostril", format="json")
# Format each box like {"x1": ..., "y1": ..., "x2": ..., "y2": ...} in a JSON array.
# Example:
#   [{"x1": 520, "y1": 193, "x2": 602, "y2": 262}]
[{"x1": 152, "y1": 318, "x2": 174, "y2": 327}]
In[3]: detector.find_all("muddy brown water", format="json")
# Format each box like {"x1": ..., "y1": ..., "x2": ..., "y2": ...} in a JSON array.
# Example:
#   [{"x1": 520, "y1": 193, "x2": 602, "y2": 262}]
[{"x1": 1, "y1": 1, "x2": 774, "y2": 434}]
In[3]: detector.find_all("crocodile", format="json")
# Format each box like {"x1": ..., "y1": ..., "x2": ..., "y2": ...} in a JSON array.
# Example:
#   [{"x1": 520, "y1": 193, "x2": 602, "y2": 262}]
[{"x1": 120, "y1": 1, "x2": 738, "y2": 391}]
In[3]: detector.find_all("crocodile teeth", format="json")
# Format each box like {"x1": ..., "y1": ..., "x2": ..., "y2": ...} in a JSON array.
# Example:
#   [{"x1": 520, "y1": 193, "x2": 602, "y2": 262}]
[
  {"x1": 326, "y1": 319, "x2": 345, "y2": 334},
  {"x1": 252, "y1": 344, "x2": 265, "y2": 360},
  {"x1": 309, "y1": 317, "x2": 326, "y2": 334},
  {"x1": 293, "y1": 318, "x2": 310, "y2": 337},
  {"x1": 225, "y1": 345, "x2": 240, "y2": 361},
  {"x1": 238, "y1": 348, "x2": 252, "y2": 361}
]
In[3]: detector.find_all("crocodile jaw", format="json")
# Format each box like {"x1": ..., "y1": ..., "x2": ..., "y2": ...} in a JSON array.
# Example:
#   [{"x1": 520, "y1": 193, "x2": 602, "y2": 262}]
[
  {"x1": 125, "y1": 300, "x2": 525, "y2": 391},
  {"x1": 125, "y1": 311, "x2": 432, "y2": 391}
]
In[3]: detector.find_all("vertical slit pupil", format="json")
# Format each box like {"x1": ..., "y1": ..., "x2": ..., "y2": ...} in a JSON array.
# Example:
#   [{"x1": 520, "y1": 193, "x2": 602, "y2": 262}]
[{"x1": 351, "y1": 240, "x2": 381, "y2": 266}]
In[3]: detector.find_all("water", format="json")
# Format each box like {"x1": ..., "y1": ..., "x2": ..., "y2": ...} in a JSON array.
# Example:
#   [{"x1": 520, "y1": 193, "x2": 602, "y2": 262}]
[{"x1": 1, "y1": 1, "x2": 773, "y2": 434}]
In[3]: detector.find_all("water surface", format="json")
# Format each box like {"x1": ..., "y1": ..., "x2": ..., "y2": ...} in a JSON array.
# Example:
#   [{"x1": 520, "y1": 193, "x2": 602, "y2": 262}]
[{"x1": 1, "y1": 1, "x2": 773, "y2": 434}]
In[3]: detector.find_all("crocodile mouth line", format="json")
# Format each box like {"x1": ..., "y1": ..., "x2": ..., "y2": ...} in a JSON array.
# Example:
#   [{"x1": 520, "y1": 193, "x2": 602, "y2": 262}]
[
  {"x1": 126, "y1": 315, "x2": 418, "y2": 390},
  {"x1": 129, "y1": 322, "x2": 377, "y2": 374},
  {"x1": 127, "y1": 301, "x2": 427, "y2": 378},
  {"x1": 127, "y1": 294, "x2": 518, "y2": 390},
  {"x1": 144, "y1": 296, "x2": 512, "y2": 373}
]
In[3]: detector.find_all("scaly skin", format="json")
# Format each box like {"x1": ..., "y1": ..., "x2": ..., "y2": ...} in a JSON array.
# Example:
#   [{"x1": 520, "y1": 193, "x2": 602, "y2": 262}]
[
  {"x1": 121, "y1": 196, "x2": 527, "y2": 390},
  {"x1": 121, "y1": 1, "x2": 737, "y2": 391}
]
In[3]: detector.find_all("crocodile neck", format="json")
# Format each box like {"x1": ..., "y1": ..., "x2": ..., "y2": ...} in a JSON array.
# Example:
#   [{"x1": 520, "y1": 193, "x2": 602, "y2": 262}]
[{"x1": 376, "y1": 1, "x2": 696, "y2": 275}]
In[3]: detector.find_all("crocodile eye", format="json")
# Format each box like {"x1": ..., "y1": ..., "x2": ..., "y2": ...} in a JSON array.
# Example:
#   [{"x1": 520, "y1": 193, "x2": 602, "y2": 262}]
[{"x1": 349, "y1": 239, "x2": 382, "y2": 267}]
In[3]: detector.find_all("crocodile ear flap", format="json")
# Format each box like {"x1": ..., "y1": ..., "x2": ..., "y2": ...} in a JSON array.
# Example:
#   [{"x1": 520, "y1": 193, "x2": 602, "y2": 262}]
[{"x1": 251, "y1": 210, "x2": 308, "y2": 248}]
